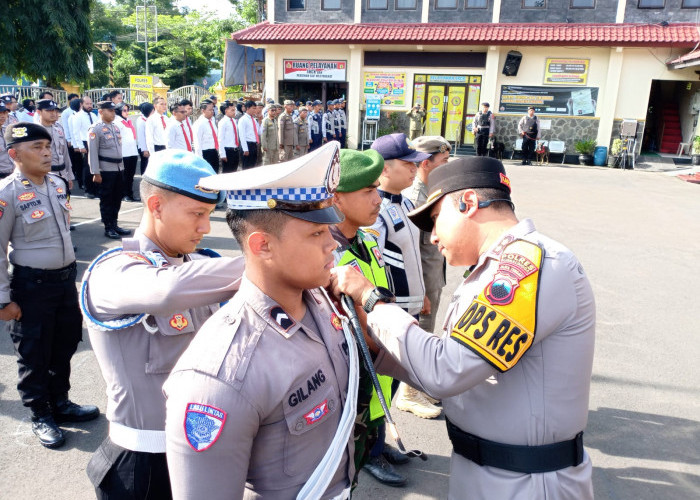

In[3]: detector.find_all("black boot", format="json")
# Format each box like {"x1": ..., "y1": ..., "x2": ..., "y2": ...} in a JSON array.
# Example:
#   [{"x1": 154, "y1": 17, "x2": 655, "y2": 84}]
[
  {"x1": 113, "y1": 226, "x2": 132, "y2": 236},
  {"x1": 31, "y1": 405, "x2": 65, "y2": 448},
  {"x1": 363, "y1": 455, "x2": 407, "y2": 487},
  {"x1": 104, "y1": 226, "x2": 121, "y2": 239},
  {"x1": 52, "y1": 397, "x2": 100, "y2": 423}
]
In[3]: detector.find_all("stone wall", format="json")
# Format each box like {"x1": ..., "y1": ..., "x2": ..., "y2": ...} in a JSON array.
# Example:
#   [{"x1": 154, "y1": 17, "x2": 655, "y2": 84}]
[
  {"x1": 499, "y1": 0, "x2": 618, "y2": 23},
  {"x1": 493, "y1": 115, "x2": 600, "y2": 155},
  {"x1": 610, "y1": 118, "x2": 646, "y2": 155},
  {"x1": 623, "y1": 0, "x2": 699, "y2": 23}
]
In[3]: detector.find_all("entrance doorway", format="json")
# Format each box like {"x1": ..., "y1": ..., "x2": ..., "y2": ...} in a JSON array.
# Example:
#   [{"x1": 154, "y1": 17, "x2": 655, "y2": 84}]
[
  {"x1": 278, "y1": 81, "x2": 348, "y2": 106},
  {"x1": 413, "y1": 75, "x2": 481, "y2": 144},
  {"x1": 643, "y1": 79, "x2": 699, "y2": 154}
]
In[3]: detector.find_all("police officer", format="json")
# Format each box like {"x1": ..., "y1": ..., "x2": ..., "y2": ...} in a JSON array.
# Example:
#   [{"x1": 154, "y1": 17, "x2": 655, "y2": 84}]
[
  {"x1": 332, "y1": 148, "x2": 405, "y2": 487},
  {"x1": 1, "y1": 94, "x2": 20, "y2": 125},
  {"x1": 403, "y1": 136, "x2": 451, "y2": 333},
  {"x1": 337, "y1": 99, "x2": 348, "y2": 148},
  {"x1": 0, "y1": 102, "x2": 14, "y2": 178},
  {"x1": 332, "y1": 100, "x2": 342, "y2": 147},
  {"x1": 473, "y1": 102, "x2": 495, "y2": 157},
  {"x1": 294, "y1": 107, "x2": 310, "y2": 158},
  {"x1": 164, "y1": 141, "x2": 358, "y2": 499},
  {"x1": 37, "y1": 99, "x2": 75, "y2": 189},
  {"x1": 0, "y1": 123, "x2": 98, "y2": 448},
  {"x1": 309, "y1": 100, "x2": 324, "y2": 152},
  {"x1": 323, "y1": 100, "x2": 337, "y2": 143},
  {"x1": 261, "y1": 103, "x2": 280, "y2": 165},
  {"x1": 405, "y1": 103, "x2": 426, "y2": 140},
  {"x1": 332, "y1": 156, "x2": 596, "y2": 500},
  {"x1": 518, "y1": 106, "x2": 540, "y2": 165},
  {"x1": 278, "y1": 100, "x2": 297, "y2": 162},
  {"x1": 88, "y1": 101, "x2": 132, "y2": 240},
  {"x1": 81, "y1": 150, "x2": 244, "y2": 499}
]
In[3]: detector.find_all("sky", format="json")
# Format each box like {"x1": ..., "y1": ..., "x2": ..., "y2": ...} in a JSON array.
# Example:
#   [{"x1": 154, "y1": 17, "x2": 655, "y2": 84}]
[{"x1": 175, "y1": 0, "x2": 237, "y2": 18}]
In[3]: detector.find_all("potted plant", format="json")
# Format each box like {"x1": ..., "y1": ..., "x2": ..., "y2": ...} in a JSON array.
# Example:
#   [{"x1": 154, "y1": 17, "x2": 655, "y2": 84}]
[
  {"x1": 609, "y1": 139, "x2": 623, "y2": 167},
  {"x1": 692, "y1": 136, "x2": 700, "y2": 166},
  {"x1": 575, "y1": 139, "x2": 597, "y2": 166}
]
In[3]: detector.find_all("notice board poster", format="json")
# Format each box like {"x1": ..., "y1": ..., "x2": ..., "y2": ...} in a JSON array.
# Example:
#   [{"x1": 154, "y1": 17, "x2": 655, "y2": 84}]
[
  {"x1": 544, "y1": 58, "x2": 589, "y2": 85},
  {"x1": 363, "y1": 72, "x2": 406, "y2": 106},
  {"x1": 499, "y1": 85, "x2": 598, "y2": 116}
]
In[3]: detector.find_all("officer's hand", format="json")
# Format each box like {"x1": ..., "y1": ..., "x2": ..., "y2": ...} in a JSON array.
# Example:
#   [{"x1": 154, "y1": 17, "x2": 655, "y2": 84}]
[
  {"x1": 79, "y1": 148, "x2": 87, "y2": 154},
  {"x1": 0, "y1": 302, "x2": 22, "y2": 321},
  {"x1": 489, "y1": 134, "x2": 494, "y2": 138},
  {"x1": 421, "y1": 295, "x2": 431, "y2": 315},
  {"x1": 243, "y1": 151, "x2": 249, "y2": 156},
  {"x1": 93, "y1": 174, "x2": 102, "y2": 184},
  {"x1": 309, "y1": 139, "x2": 312, "y2": 145},
  {"x1": 143, "y1": 151, "x2": 150, "y2": 158},
  {"x1": 329, "y1": 266, "x2": 375, "y2": 308},
  {"x1": 68, "y1": 180, "x2": 74, "y2": 190}
]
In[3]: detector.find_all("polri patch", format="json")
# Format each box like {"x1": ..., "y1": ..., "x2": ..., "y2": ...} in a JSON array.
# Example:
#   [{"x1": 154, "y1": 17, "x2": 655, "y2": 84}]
[
  {"x1": 331, "y1": 313, "x2": 342, "y2": 331},
  {"x1": 184, "y1": 403, "x2": 226, "y2": 452},
  {"x1": 18, "y1": 192, "x2": 36, "y2": 202},
  {"x1": 0, "y1": 199, "x2": 7, "y2": 207},
  {"x1": 371, "y1": 246, "x2": 385, "y2": 267},
  {"x1": 30, "y1": 210, "x2": 44, "y2": 219},
  {"x1": 304, "y1": 399, "x2": 329, "y2": 425},
  {"x1": 169, "y1": 313, "x2": 188, "y2": 331},
  {"x1": 270, "y1": 306, "x2": 295, "y2": 331}
]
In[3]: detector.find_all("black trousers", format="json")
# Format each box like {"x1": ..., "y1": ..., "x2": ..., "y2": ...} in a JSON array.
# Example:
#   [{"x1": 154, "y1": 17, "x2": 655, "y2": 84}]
[
  {"x1": 9, "y1": 263, "x2": 82, "y2": 410},
  {"x1": 138, "y1": 149, "x2": 149, "y2": 175},
  {"x1": 242, "y1": 142, "x2": 257, "y2": 169},
  {"x1": 122, "y1": 155, "x2": 138, "y2": 199},
  {"x1": 82, "y1": 143, "x2": 97, "y2": 195},
  {"x1": 68, "y1": 146, "x2": 84, "y2": 188},
  {"x1": 99, "y1": 170, "x2": 125, "y2": 229},
  {"x1": 88, "y1": 438, "x2": 172, "y2": 500},
  {"x1": 522, "y1": 136, "x2": 536, "y2": 163},
  {"x1": 309, "y1": 134, "x2": 323, "y2": 152},
  {"x1": 201, "y1": 149, "x2": 220, "y2": 171},
  {"x1": 223, "y1": 147, "x2": 240, "y2": 173},
  {"x1": 339, "y1": 129, "x2": 347, "y2": 148},
  {"x1": 154, "y1": 145, "x2": 166, "y2": 152},
  {"x1": 475, "y1": 133, "x2": 490, "y2": 157}
]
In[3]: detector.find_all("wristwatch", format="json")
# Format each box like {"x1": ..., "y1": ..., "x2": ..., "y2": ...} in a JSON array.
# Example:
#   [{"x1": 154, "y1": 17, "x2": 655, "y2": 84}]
[{"x1": 362, "y1": 286, "x2": 396, "y2": 314}]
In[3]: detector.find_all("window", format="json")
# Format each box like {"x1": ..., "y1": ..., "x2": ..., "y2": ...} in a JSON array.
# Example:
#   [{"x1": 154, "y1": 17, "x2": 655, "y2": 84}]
[
  {"x1": 466, "y1": 0, "x2": 488, "y2": 7},
  {"x1": 323, "y1": 0, "x2": 341, "y2": 9},
  {"x1": 396, "y1": 0, "x2": 417, "y2": 8},
  {"x1": 682, "y1": 0, "x2": 700, "y2": 7},
  {"x1": 435, "y1": 0, "x2": 458, "y2": 9},
  {"x1": 638, "y1": 0, "x2": 664, "y2": 7},
  {"x1": 368, "y1": 0, "x2": 388, "y2": 9},
  {"x1": 288, "y1": 0, "x2": 305, "y2": 10},
  {"x1": 570, "y1": 0, "x2": 594, "y2": 7},
  {"x1": 523, "y1": 0, "x2": 546, "y2": 7}
]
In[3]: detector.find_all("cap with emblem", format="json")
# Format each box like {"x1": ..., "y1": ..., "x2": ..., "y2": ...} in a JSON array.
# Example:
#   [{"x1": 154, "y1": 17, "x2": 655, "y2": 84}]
[
  {"x1": 481, "y1": 102, "x2": 490, "y2": 108},
  {"x1": 371, "y1": 132, "x2": 431, "y2": 163},
  {"x1": 337, "y1": 149, "x2": 384, "y2": 193},
  {"x1": 306, "y1": 101, "x2": 313, "y2": 106},
  {"x1": 97, "y1": 101, "x2": 117, "y2": 110},
  {"x1": 37, "y1": 99, "x2": 58, "y2": 111},
  {"x1": 0, "y1": 102, "x2": 7, "y2": 113},
  {"x1": 412, "y1": 136, "x2": 451, "y2": 155},
  {"x1": 0, "y1": 94, "x2": 16, "y2": 103},
  {"x1": 4, "y1": 122, "x2": 52, "y2": 146},
  {"x1": 326, "y1": 100, "x2": 334, "y2": 106},
  {"x1": 313, "y1": 100, "x2": 322, "y2": 106},
  {"x1": 527, "y1": 106, "x2": 535, "y2": 111},
  {"x1": 283, "y1": 99, "x2": 294, "y2": 106},
  {"x1": 407, "y1": 156, "x2": 512, "y2": 232},
  {"x1": 198, "y1": 141, "x2": 343, "y2": 224},
  {"x1": 142, "y1": 149, "x2": 224, "y2": 204}
]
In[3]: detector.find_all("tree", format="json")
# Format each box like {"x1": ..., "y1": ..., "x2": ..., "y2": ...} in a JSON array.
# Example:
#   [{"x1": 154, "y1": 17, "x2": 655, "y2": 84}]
[{"x1": 0, "y1": 0, "x2": 92, "y2": 86}]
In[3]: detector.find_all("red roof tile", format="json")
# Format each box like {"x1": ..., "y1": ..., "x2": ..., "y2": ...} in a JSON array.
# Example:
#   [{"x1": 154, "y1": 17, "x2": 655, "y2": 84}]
[{"x1": 233, "y1": 22, "x2": 700, "y2": 47}]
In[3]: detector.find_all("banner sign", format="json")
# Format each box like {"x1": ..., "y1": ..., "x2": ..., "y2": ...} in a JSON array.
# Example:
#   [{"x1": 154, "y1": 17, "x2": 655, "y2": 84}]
[
  {"x1": 283, "y1": 60, "x2": 347, "y2": 81},
  {"x1": 445, "y1": 86, "x2": 466, "y2": 143},
  {"x1": 499, "y1": 85, "x2": 598, "y2": 116},
  {"x1": 363, "y1": 72, "x2": 406, "y2": 106},
  {"x1": 425, "y1": 85, "x2": 445, "y2": 136},
  {"x1": 129, "y1": 75, "x2": 153, "y2": 104},
  {"x1": 544, "y1": 58, "x2": 589, "y2": 85},
  {"x1": 365, "y1": 95, "x2": 381, "y2": 121}
]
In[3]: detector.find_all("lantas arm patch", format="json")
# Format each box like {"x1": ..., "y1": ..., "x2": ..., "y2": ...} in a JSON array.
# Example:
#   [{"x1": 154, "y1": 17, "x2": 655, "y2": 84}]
[{"x1": 450, "y1": 239, "x2": 544, "y2": 372}]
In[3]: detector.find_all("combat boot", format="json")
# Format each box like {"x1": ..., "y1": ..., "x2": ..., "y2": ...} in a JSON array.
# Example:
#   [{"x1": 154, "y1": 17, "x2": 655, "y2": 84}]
[
  {"x1": 52, "y1": 396, "x2": 100, "y2": 423},
  {"x1": 31, "y1": 405, "x2": 65, "y2": 449},
  {"x1": 395, "y1": 383, "x2": 441, "y2": 419}
]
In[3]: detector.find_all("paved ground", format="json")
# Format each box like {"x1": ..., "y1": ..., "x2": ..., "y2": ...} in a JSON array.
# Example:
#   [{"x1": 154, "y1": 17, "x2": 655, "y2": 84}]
[{"x1": 1, "y1": 160, "x2": 699, "y2": 499}]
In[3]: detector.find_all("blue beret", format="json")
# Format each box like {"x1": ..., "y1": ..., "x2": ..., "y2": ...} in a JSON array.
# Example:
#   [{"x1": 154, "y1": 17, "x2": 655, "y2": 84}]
[{"x1": 143, "y1": 150, "x2": 224, "y2": 204}]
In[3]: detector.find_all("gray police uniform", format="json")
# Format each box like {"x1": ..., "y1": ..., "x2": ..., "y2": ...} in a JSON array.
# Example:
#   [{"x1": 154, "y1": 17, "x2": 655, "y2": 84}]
[
  {"x1": 367, "y1": 219, "x2": 595, "y2": 499},
  {"x1": 261, "y1": 115, "x2": 279, "y2": 165},
  {"x1": 294, "y1": 115, "x2": 309, "y2": 157},
  {"x1": 0, "y1": 171, "x2": 80, "y2": 412},
  {"x1": 278, "y1": 110, "x2": 297, "y2": 161},
  {"x1": 164, "y1": 278, "x2": 355, "y2": 499},
  {"x1": 88, "y1": 120, "x2": 124, "y2": 232},
  {"x1": 0, "y1": 130, "x2": 13, "y2": 177},
  {"x1": 367, "y1": 191, "x2": 425, "y2": 317},
  {"x1": 82, "y1": 232, "x2": 244, "y2": 495},
  {"x1": 403, "y1": 178, "x2": 445, "y2": 332},
  {"x1": 44, "y1": 122, "x2": 74, "y2": 183}
]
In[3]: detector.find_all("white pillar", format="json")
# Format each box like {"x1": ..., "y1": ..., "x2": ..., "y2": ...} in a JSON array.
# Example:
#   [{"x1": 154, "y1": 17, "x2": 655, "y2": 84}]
[
  {"x1": 492, "y1": 0, "x2": 502, "y2": 23},
  {"x1": 421, "y1": 0, "x2": 429, "y2": 23},
  {"x1": 355, "y1": 0, "x2": 362, "y2": 23},
  {"x1": 265, "y1": 46, "x2": 277, "y2": 102},
  {"x1": 482, "y1": 46, "x2": 502, "y2": 108},
  {"x1": 615, "y1": 0, "x2": 626, "y2": 23},
  {"x1": 348, "y1": 45, "x2": 363, "y2": 149},
  {"x1": 597, "y1": 47, "x2": 624, "y2": 149}
]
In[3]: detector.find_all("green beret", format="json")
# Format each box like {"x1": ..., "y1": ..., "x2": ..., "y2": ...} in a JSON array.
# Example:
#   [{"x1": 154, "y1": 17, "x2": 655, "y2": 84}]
[{"x1": 337, "y1": 149, "x2": 384, "y2": 193}]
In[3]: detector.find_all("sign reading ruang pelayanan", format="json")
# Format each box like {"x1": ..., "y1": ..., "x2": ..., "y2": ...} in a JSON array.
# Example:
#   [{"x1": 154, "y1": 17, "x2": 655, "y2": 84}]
[{"x1": 283, "y1": 60, "x2": 347, "y2": 82}]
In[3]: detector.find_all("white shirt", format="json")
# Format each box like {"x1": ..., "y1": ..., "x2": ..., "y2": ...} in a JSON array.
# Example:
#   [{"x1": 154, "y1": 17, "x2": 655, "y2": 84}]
[
  {"x1": 115, "y1": 115, "x2": 139, "y2": 157},
  {"x1": 167, "y1": 119, "x2": 193, "y2": 152},
  {"x1": 145, "y1": 112, "x2": 168, "y2": 152},
  {"x1": 217, "y1": 116, "x2": 240, "y2": 156},
  {"x1": 237, "y1": 113, "x2": 259, "y2": 153},
  {"x1": 136, "y1": 114, "x2": 148, "y2": 153},
  {"x1": 193, "y1": 115, "x2": 218, "y2": 156},
  {"x1": 61, "y1": 108, "x2": 74, "y2": 144},
  {"x1": 17, "y1": 110, "x2": 35, "y2": 123},
  {"x1": 70, "y1": 109, "x2": 95, "y2": 145}
]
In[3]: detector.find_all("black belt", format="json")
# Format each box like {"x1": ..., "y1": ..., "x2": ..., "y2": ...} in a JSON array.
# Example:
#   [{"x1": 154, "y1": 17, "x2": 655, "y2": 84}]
[
  {"x1": 51, "y1": 163, "x2": 65, "y2": 172},
  {"x1": 13, "y1": 261, "x2": 77, "y2": 283},
  {"x1": 98, "y1": 155, "x2": 122, "y2": 163},
  {"x1": 446, "y1": 418, "x2": 584, "y2": 474}
]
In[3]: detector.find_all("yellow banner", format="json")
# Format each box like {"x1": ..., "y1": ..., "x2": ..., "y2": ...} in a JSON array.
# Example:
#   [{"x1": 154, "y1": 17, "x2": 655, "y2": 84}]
[
  {"x1": 463, "y1": 114, "x2": 475, "y2": 145},
  {"x1": 413, "y1": 83, "x2": 426, "y2": 107},
  {"x1": 129, "y1": 75, "x2": 153, "y2": 104},
  {"x1": 466, "y1": 84, "x2": 481, "y2": 115},
  {"x1": 544, "y1": 58, "x2": 589, "y2": 86},
  {"x1": 425, "y1": 86, "x2": 444, "y2": 136},
  {"x1": 445, "y1": 87, "x2": 465, "y2": 143},
  {"x1": 363, "y1": 72, "x2": 406, "y2": 106}
]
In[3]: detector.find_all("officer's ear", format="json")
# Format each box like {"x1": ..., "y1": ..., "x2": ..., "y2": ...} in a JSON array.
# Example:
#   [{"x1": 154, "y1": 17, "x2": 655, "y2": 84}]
[
  {"x1": 247, "y1": 231, "x2": 272, "y2": 259},
  {"x1": 459, "y1": 190, "x2": 479, "y2": 216},
  {"x1": 7, "y1": 147, "x2": 19, "y2": 162}
]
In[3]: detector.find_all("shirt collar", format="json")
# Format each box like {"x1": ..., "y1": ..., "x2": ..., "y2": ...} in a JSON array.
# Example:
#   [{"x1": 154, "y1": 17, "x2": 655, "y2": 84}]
[
  {"x1": 473, "y1": 218, "x2": 537, "y2": 270},
  {"x1": 378, "y1": 189, "x2": 403, "y2": 204},
  {"x1": 134, "y1": 230, "x2": 185, "y2": 266}
]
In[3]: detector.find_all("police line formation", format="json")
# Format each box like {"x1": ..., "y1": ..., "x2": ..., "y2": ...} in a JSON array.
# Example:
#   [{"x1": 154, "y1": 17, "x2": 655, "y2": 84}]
[{"x1": 0, "y1": 88, "x2": 595, "y2": 500}]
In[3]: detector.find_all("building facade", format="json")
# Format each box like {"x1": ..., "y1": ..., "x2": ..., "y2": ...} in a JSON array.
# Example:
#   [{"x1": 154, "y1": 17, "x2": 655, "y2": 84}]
[{"x1": 233, "y1": 1, "x2": 700, "y2": 155}]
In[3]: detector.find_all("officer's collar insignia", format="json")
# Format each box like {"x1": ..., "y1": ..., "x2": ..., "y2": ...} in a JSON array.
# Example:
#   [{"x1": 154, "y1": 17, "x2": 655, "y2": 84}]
[
  {"x1": 184, "y1": 403, "x2": 227, "y2": 452},
  {"x1": 194, "y1": 184, "x2": 219, "y2": 195},
  {"x1": 20, "y1": 178, "x2": 31, "y2": 188},
  {"x1": 12, "y1": 127, "x2": 27, "y2": 139},
  {"x1": 169, "y1": 313, "x2": 189, "y2": 331},
  {"x1": 331, "y1": 314, "x2": 342, "y2": 331},
  {"x1": 270, "y1": 306, "x2": 295, "y2": 332},
  {"x1": 304, "y1": 399, "x2": 330, "y2": 425}
]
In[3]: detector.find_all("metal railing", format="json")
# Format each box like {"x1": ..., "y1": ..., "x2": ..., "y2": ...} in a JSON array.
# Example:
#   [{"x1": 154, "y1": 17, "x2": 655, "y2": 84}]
[
  {"x1": 0, "y1": 85, "x2": 68, "y2": 106},
  {"x1": 167, "y1": 85, "x2": 208, "y2": 108}
]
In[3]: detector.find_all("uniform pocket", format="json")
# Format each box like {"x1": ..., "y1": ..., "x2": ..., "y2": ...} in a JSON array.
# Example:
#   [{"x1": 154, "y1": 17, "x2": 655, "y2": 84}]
[
  {"x1": 21, "y1": 208, "x2": 54, "y2": 242},
  {"x1": 144, "y1": 314, "x2": 196, "y2": 375}
]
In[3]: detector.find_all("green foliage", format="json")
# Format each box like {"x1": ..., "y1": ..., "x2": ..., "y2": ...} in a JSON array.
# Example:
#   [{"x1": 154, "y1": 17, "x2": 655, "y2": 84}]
[
  {"x1": 0, "y1": 0, "x2": 93, "y2": 85},
  {"x1": 575, "y1": 139, "x2": 597, "y2": 155},
  {"x1": 693, "y1": 135, "x2": 700, "y2": 155}
]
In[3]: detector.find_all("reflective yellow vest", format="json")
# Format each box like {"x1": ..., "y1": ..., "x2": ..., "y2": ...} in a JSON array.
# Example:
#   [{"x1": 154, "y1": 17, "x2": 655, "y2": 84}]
[{"x1": 335, "y1": 230, "x2": 392, "y2": 421}]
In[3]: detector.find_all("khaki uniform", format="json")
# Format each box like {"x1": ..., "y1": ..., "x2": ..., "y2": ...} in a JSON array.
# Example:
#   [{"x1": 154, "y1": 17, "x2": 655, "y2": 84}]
[
  {"x1": 278, "y1": 111, "x2": 297, "y2": 161},
  {"x1": 164, "y1": 277, "x2": 354, "y2": 499},
  {"x1": 368, "y1": 219, "x2": 595, "y2": 499},
  {"x1": 294, "y1": 115, "x2": 309, "y2": 157},
  {"x1": 261, "y1": 115, "x2": 279, "y2": 165},
  {"x1": 406, "y1": 108, "x2": 426, "y2": 140},
  {"x1": 43, "y1": 122, "x2": 74, "y2": 182}
]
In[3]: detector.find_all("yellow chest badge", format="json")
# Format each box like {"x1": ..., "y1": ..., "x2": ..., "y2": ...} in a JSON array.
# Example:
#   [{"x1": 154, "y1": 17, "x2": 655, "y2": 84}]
[
  {"x1": 450, "y1": 239, "x2": 543, "y2": 372},
  {"x1": 170, "y1": 313, "x2": 189, "y2": 331}
]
